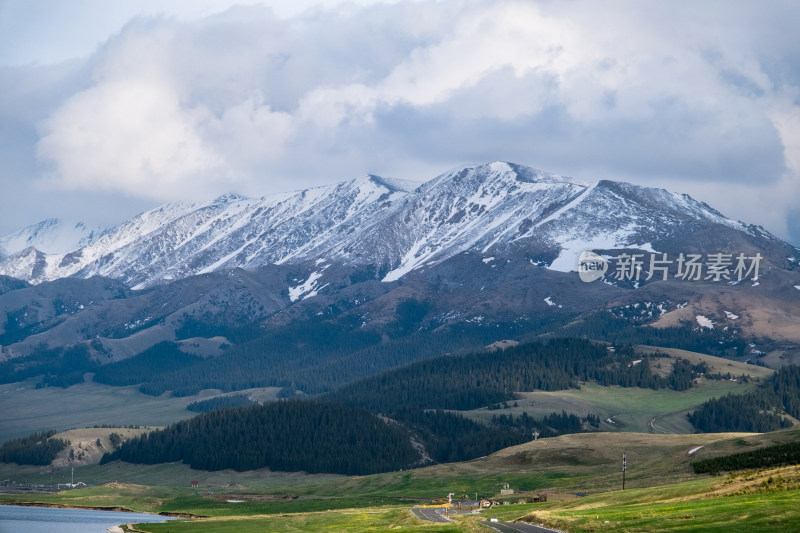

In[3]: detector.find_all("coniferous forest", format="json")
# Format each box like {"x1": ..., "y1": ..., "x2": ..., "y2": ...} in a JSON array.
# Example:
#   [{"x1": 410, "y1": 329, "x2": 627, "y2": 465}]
[
  {"x1": 186, "y1": 393, "x2": 258, "y2": 413},
  {"x1": 0, "y1": 430, "x2": 69, "y2": 466},
  {"x1": 102, "y1": 401, "x2": 421, "y2": 475},
  {"x1": 100, "y1": 400, "x2": 603, "y2": 473},
  {"x1": 326, "y1": 339, "x2": 687, "y2": 413},
  {"x1": 0, "y1": 310, "x2": 752, "y2": 397},
  {"x1": 96, "y1": 339, "x2": 710, "y2": 474},
  {"x1": 69, "y1": 321, "x2": 533, "y2": 396},
  {"x1": 4, "y1": 324, "x2": 794, "y2": 475},
  {"x1": 688, "y1": 365, "x2": 800, "y2": 433},
  {"x1": 692, "y1": 440, "x2": 800, "y2": 474}
]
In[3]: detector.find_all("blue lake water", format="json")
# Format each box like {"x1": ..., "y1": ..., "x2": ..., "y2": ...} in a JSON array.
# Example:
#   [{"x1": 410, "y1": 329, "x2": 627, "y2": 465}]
[{"x1": 0, "y1": 504, "x2": 175, "y2": 533}]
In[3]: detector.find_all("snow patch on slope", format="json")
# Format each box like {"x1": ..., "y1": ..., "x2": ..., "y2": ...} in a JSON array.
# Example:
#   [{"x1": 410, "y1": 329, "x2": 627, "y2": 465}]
[
  {"x1": 696, "y1": 315, "x2": 714, "y2": 328},
  {"x1": 288, "y1": 267, "x2": 329, "y2": 302},
  {"x1": 548, "y1": 237, "x2": 659, "y2": 273}
]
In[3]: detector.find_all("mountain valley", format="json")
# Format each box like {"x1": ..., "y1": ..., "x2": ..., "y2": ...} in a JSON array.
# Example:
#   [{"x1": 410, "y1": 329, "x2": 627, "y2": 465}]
[{"x1": 2, "y1": 162, "x2": 800, "y2": 532}]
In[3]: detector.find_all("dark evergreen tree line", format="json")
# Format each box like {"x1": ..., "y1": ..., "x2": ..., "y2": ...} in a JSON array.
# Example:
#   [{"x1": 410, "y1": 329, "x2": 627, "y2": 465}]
[
  {"x1": 0, "y1": 344, "x2": 98, "y2": 389},
  {"x1": 101, "y1": 400, "x2": 420, "y2": 475},
  {"x1": 393, "y1": 409, "x2": 528, "y2": 463},
  {"x1": 687, "y1": 394, "x2": 791, "y2": 433},
  {"x1": 692, "y1": 441, "x2": 800, "y2": 474},
  {"x1": 668, "y1": 358, "x2": 706, "y2": 392},
  {"x1": 326, "y1": 339, "x2": 694, "y2": 414},
  {"x1": 34, "y1": 343, "x2": 96, "y2": 389},
  {"x1": 688, "y1": 365, "x2": 800, "y2": 433},
  {"x1": 133, "y1": 321, "x2": 382, "y2": 396},
  {"x1": 92, "y1": 342, "x2": 204, "y2": 387},
  {"x1": 0, "y1": 307, "x2": 48, "y2": 345},
  {"x1": 0, "y1": 430, "x2": 70, "y2": 466},
  {"x1": 186, "y1": 394, "x2": 258, "y2": 413},
  {"x1": 104, "y1": 321, "x2": 532, "y2": 396},
  {"x1": 108, "y1": 432, "x2": 123, "y2": 448},
  {"x1": 491, "y1": 410, "x2": 599, "y2": 438},
  {"x1": 0, "y1": 317, "x2": 550, "y2": 398},
  {"x1": 101, "y1": 402, "x2": 602, "y2": 473},
  {"x1": 555, "y1": 312, "x2": 747, "y2": 357}
]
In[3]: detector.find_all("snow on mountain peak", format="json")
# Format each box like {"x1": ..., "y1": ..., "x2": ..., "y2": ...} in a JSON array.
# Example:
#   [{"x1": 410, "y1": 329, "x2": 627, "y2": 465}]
[
  {"x1": 0, "y1": 162, "x2": 778, "y2": 287},
  {"x1": 0, "y1": 218, "x2": 101, "y2": 255},
  {"x1": 366, "y1": 174, "x2": 419, "y2": 193}
]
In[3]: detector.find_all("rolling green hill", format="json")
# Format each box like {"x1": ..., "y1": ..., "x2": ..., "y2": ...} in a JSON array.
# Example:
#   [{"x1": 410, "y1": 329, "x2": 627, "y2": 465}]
[{"x1": 4, "y1": 429, "x2": 800, "y2": 532}]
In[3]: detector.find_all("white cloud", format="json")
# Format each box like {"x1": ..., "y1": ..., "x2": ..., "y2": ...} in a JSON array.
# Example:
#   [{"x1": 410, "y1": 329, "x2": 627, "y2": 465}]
[
  {"x1": 1, "y1": 0, "x2": 799, "y2": 243},
  {"x1": 37, "y1": 77, "x2": 227, "y2": 200}
]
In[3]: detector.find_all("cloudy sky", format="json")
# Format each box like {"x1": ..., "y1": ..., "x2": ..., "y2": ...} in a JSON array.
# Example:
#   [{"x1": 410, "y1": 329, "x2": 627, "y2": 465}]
[{"x1": 2, "y1": 0, "x2": 800, "y2": 245}]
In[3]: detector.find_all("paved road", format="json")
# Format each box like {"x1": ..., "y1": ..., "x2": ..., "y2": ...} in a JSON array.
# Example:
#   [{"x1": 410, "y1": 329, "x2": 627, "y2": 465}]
[
  {"x1": 412, "y1": 505, "x2": 559, "y2": 531},
  {"x1": 481, "y1": 520, "x2": 562, "y2": 533},
  {"x1": 649, "y1": 408, "x2": 690, "y2": 434},
  {"x1": 411, "y1": 506, "x2": 453, "y2": 523}
]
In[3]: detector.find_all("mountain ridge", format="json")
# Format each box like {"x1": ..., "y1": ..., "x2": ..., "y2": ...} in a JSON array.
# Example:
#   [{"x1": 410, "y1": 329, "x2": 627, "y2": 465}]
[
  {"x1": 1, "y1": 161, "x2": 799, "y2": 368},
  {"x1": 0, "y1": 219, "x2": 101, "y2": 258},
  {"x1": 0, "y1": 161, "x2": 772, "y2": 289}
]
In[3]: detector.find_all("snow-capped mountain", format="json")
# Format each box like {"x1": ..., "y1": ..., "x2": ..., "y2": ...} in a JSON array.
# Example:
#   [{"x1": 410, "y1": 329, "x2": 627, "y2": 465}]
[
  {"x1": 327, "y1": 162, "x2": 752, "y2": 281},
  {"x1": 332, "y1": 162, "x2": 589, "y2": 281},
  {"x1": 0, "y1": 162, "x2": 793, "y2": 289},
  {"x1": 0, "y1": 176, "x2": 413, "y2": 288},
  {"x1": 3, "y1": 161, "x2": 800, "y2": 364},
  {"x1": 0, "y1": 219, "x2": 100, "y2": 258}
]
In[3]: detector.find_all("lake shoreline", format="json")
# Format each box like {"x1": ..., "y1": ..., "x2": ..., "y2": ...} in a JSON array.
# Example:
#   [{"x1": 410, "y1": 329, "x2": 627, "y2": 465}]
[{"x1": 0, "y1": 500, "x2": 200, "y2": 518}]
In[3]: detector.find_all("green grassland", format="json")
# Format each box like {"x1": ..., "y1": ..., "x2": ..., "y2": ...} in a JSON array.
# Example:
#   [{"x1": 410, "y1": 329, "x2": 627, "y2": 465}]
[
  {"x1": 0, "y1": 346, "x2": 767, "y2": 444},
  {"x1": 634, "y1": 345, "x2": 774, "y2": 380},
  {"x1": 460, "y1": 379, "x2": 758, "y2": 433},
  {"x1": 457, "y1": 347, "x2": 772, "y2": 433},
  {"x1": 0, "y1": 430, "x2": 750, "y2": 501},
  {"x1": 4, "y1": 429, "x2": 800, "y2": 509},
  {"x1": 133, "y1": 438, "x2": 800, "y2": 533},
  {"x1": 5, "y1": 430, "x2": 800, "y2": 532},
  {"x1": 128, "y1": 479, "x2": 800, "y2": 533},
  {"x1": 138, "y1": 505, "x2": 476, "y2": 533},
  {"x1": 0, "y1": 379, "x2": 281, "y2": 444},
  {"x1": 0, "y1": 347, "x2": 792, "y2": 531},
  {"x1": 519, "y1": 465, "x2": 800, "y2": 533}
]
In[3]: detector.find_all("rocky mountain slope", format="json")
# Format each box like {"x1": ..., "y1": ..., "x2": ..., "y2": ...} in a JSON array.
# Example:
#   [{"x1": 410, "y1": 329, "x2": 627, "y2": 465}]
[
  {"x1": 1, "y1": 162, "x2": 799, "y2": 364},
  {"x1": 0, "y1": 176, "x2": 413, "y2": 288},
  {"x1": 5, "y1": 162, "x2": 793, "y2": 289}
]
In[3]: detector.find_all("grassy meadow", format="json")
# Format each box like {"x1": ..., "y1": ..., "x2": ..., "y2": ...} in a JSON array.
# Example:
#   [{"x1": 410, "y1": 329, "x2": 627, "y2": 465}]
[
  {"x1": 4, "y1": 429, "x2": 800, "y2": 532},
  {"x1": 455, "y1": 347, "x2": 773, "y2": 433},
  {"x1": 460, "y1": 379, "x2": 758, "y2": 433},
  {"x1": 520, "y1": 465, "x2": 800, "y2": 533},
  {"x1": 0, "y1": 348, "x2": 794, "y2": 531},
  {"x1": 0, "y1": 379, "x2": 282, "y2": 444}
]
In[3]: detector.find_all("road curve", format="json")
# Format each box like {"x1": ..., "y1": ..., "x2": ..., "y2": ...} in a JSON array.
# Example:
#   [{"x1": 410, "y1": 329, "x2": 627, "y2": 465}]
[
  {"x1": 649, "y1": 407, "x2": 692, "y2": 434},
  {"x1": 411, "y1": 505, "x2": 453, "y2": 523},
  {"x1": 481, "y1": 519, "x2": 563, "y2": 533}
]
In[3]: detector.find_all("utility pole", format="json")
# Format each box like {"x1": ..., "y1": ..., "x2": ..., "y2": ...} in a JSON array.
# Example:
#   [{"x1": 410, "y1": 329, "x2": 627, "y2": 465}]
[
  {"x1": 71, "y1": 467, "x2": 74, "y2": 488},
  {"x1": 622, "y1": 453, "x2": 626, "y2": 490}
]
